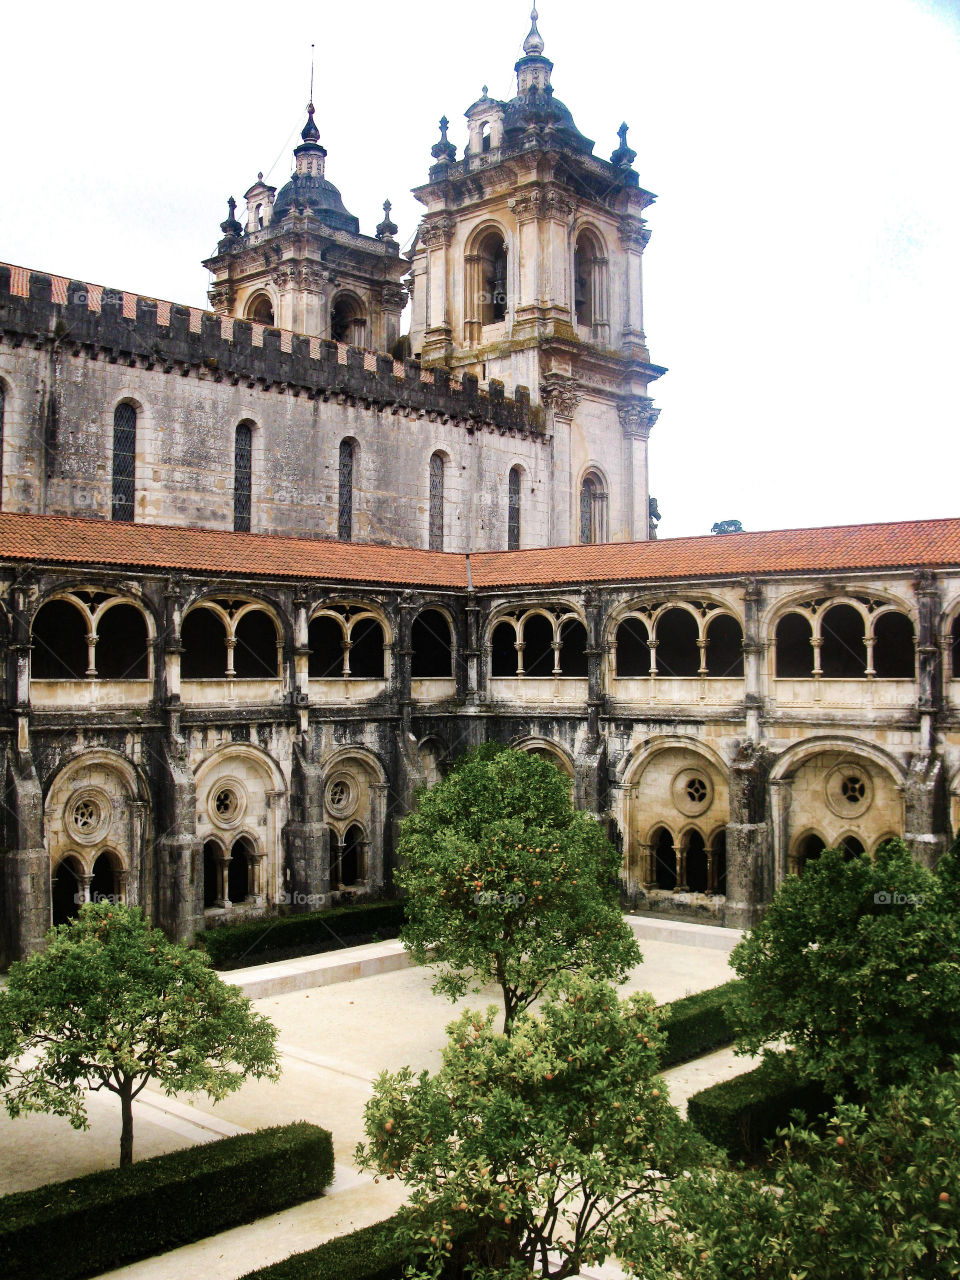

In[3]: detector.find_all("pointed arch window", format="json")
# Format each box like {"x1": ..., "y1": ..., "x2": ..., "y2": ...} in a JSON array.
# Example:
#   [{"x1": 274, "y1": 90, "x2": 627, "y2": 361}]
[
  {"x1": 579, "y1": 471, "x2": 607, "y2": 544},
  {"x1": 112, "y1": 403, "x2": 136, "y2": 522},
  {"x1": 508, "y1": 465, "x2": 522, "y2": 550},
  {"x1": 234, "y1": 421, "x2": 252, "y2": 532},
  {"x1": 429, "y1": 452, "x2": 445, "y2": 551},
  {"x1": 338, "y1": 438, "x2": 355, "y2": 541}
]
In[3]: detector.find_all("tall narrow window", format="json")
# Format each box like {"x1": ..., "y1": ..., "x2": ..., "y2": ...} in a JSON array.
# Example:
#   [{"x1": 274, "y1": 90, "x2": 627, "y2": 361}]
[
  {"x1": 338, "y1": 439, "x2": 355, "y2": 541},
  {"x1": 112, "y1": 403, "x2": 136, "y2": 522},
  {"x1": 234, "y1": 422, "x2": 252, "y2": 532},
  {"x1": 508, "y1": 465, "x2": 521, "y2": 550},
  {"x1": 0, "y1": 383, "x2": 5, "y2": 511},
  {"x1": 579, "y1": 471, "x2": 607, "y2": 544},
  {"x1": 429, "y1": 452, "x2": 445, "y2": 551}
]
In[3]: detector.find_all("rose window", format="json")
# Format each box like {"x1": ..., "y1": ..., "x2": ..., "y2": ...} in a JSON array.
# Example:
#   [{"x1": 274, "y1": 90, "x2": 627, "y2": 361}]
[
  {"x1": 214, "y1": 788, "x2": 239, "y2": 820},
  {"x1": 686, "y1": 777, "x2": 708, "y2": 805},
  {"x1": 73, "y1": 798, "x2": 100, "y2": 832},
  {"x1": 841, "y1": 776, "x2": 866, "y2": 805}
]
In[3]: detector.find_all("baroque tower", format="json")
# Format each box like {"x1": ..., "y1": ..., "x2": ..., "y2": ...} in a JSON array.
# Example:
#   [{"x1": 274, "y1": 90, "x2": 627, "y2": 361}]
[
  {"x1": 204, "y1": 105, "x2": 408, "y2": 352},
  {"x1": 407, "y1": 7, "x2": 665, "y2": 544}
]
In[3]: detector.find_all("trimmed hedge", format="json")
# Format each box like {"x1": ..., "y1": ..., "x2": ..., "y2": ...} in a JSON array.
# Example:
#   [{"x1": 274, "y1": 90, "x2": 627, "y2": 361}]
[
  {"x1": 687, "y1": 1054, "x2": 832, "y2": 1161},
  {"x1": 658, "y1": 980, "x2": 741, "y2": 1068},
  {"x1": 240, "y1": 1214, "x2": 408, "y2": 1280},
  {"x1": 240, "y1": 1210, "x2": 471, "y2": 1280},
  {"x1": 197, "y1": 899, "x2": 405, "y2": 968},
  {"x1": 0, "y1": 1122, "x2": 334, "y2": 1280}
]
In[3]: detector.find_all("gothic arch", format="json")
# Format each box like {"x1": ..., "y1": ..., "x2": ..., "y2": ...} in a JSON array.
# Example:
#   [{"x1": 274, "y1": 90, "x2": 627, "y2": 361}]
[
  {"x1": 768, "y1": 735, "x2": 907, "y2": 786},
  {"x1": 511, "y1": 736, "x2": 575, "y2": 779},
  {"x1": 319, "y1": 746, "x2": 388, "y2": 893}
]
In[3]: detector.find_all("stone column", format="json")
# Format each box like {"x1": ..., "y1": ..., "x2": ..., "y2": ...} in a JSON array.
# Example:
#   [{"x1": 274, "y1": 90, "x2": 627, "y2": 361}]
[
  {"x1": 156, "y1": 740, "x2": 202, "y2": 942},
  {"x1": 742, "y1": 578, "x2": 763, "y2": 741},
  {"x1": 283, "y1": 738, "x2": 330, "y2": 909},
  {"x1": 542, "y1": 378, "x2": 581, "y2": 545},
  {"x1": 397, "y1": 594, "x2": 415, "y2": 734},
  {"x1": 724, "y1": 743, "x2": 773, "y2": 928},
  {"x1": 618, "y1": 216, "x2": 651, "y2": 361},
  {"x1": 915, "y1": 570, "x2": 941, "y2": 754},
  {"x1": 511, "y1": 187, "x2": 543, "y2": 339},
  {"x1": 420, "y1": 216, "x2": 455, "y2": 362},
  {"x1": 618, "y1": 400, "x2": 659, "y2": 543}
]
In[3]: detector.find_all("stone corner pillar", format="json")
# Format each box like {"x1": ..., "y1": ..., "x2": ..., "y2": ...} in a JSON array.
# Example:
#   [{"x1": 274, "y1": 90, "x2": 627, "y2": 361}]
[{"x1": 723, "y1": 742, "x2": 773, "y2": 929}]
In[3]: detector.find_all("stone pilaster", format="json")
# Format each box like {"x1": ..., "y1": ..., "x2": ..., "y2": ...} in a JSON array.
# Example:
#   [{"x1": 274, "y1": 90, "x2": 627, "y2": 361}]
[{"x1": 724, "y1": 742, "x2": 772, "y2": 928}]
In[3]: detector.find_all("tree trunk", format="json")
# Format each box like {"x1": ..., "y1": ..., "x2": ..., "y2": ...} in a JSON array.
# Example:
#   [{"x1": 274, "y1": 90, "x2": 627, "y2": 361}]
[{"x1": 119, "y1": 1076, "x2": 135, "y2": 1166}]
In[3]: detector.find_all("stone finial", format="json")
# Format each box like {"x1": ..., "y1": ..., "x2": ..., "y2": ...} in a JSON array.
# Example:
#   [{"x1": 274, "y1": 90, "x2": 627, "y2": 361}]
[
  {"x1": 611, "y1": 121, "x2": 638, "y2": 170},
  {"x1": 430, "y1": 115, "x2": 457, "y2": 164},
  {"x1": 376, "y1": 199, "x2": 399, "y2": 242},
  {"x1": 219, "y1": 196, "x2": 242, "y2": 239},
  {"x1": 301, "y1": 102, "x2": 321, "y2": 143},
  {"x1": 523, "y1": 5, "x2": 545, "y2": 56}
]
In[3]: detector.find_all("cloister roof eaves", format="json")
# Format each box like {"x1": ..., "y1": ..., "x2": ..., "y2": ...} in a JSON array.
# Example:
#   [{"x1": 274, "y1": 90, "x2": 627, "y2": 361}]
[{"x1": 0, "y1": 513, "x2": 958, "y2": 589}]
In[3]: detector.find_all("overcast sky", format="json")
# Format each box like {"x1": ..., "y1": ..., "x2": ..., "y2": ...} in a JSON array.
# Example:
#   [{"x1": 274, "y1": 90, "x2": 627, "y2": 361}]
[{"x1": 3, "y1": 0, "x2": 958, "y2": 540}]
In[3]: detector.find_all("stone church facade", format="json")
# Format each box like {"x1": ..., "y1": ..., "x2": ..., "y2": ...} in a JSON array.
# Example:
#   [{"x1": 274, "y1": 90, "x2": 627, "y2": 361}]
[{"x1": 1, "y1": 10, "x2": 959, "y2": 963}]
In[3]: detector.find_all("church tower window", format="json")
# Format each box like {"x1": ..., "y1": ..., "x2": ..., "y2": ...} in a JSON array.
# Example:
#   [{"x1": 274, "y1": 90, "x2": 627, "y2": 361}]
[
  {"x1": 508, "y1": 465, "x2": 522, "y2": 550},
  {"x1": 579, "y1": 471, "x2": 607, "y2": 544},
  {"x1": 0, "y1": 383, "x2": 5, "y2": 510},
  {"x1": 429, "y1": 452, "x2": 445, "y2": 550},
  {"x1": 338, "y1": 438, "x2": 356, "y2": 541},
  {"x1": 331, "y1": 294, "x2": 367, "y2": 346},
  {"x1": 234, "y1": 421, "x2": 253, "y2": 532},
  {"x1": 478, "y1": 232, "x2": 508, "y2": 325},
  {"x1": 112, "y1": 403, "x2": 136, "y2": 522},
  {"x1": 246, "y1": 294, "x2": 274, "y2": 326}
]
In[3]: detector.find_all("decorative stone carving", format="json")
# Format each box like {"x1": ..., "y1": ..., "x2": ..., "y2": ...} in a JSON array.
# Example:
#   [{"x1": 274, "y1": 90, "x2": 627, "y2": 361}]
[
  {"x1": 511, "y1": 188, "x2": 543, "y2": 223},
  {"x1": 381, "y1": 284, "x2": 409, "y2": 311},
  {"x1": 618, "y1": 216, "x2": 650, "y2": 250},
  {"x1": 208, "y1": 284, "x2": 234, "y2": 312},
  {"x1": 618, "y1": 400, "x2": 660, "y2": 438},
  {"x1": 541, "y1": 378, "x2": 582, "y2": 419},
  {"x1": 419, "y1": 216, "x2": 456, "y2": 248}
]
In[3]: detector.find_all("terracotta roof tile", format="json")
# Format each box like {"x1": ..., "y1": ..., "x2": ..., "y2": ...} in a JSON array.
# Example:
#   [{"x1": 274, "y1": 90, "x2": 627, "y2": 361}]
[
  {"x1": 0, "y1": 512, "x2": 957, "y2": 591},
  {"x1": 0, "y1": 513, "x2": 467, "y2": 588},
  {"x1": 469, "y1": 518, "x2": 960, "y2": 586}
]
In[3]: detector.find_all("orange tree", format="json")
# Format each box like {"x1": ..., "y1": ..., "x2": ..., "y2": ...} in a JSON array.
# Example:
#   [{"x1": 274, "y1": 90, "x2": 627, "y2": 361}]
[
  {"x1": 356, "y1": 972, "x2": 708, "y2": 1280},
  {"x1": 0, "y1": 902, "x2": 279, "y2": 1165},
  {"x1": 396, "y1": 745, "x2": 640, "y2": 1033},
  {"x1": 728, "y1": 838, "x2": 960, "y2": 1094}
]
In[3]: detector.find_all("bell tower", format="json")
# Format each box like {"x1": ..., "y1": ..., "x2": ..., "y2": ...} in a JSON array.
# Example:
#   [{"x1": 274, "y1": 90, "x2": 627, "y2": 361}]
[
  {"x1": 203, "y1": 105, "x2": 408, "y2": 352},
  {"x1": 407, "y1": 7, "x2": 665, "y2": 543}
]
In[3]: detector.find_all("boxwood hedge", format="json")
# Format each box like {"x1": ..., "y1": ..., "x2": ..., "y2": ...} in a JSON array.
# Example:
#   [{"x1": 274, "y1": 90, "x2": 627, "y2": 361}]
[
  {"x1": 658, "y1": 980, "x2": 740, "y2": 1068},
  {"x1": 239, "y1": 1211, "x2": 469, "y2": 1280},
  {"x1": 197, "y1": 899, "x2": 405, "y2": 968},
  {"x1": 0, "y1": 1122, "x2": 334, "y2": 1280},
  {"x1": 687, "y1": 1054, "x2": 833, "y2": 1160}
]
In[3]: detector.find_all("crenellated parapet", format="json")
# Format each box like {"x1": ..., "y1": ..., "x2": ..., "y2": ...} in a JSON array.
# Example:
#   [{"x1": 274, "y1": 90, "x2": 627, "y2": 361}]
[{"x1": 0, "y1": 264, "x2": 544, "y2": 437}]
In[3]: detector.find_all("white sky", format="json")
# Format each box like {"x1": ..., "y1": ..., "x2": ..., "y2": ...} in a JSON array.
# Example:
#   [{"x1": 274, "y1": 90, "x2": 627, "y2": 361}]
[{"x1": 2, "y1": 0, "x2": 958, "y2": 540}]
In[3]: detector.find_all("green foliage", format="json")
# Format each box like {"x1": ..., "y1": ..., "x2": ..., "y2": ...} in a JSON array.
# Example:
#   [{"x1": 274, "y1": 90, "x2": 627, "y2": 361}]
[
  {"x1": 397, "y1": 746, "x2": 641, "y2": 1031},
  {"x1": 658, "y1": 981, "x2": 741, "y2": 1069},
  {"x1": 0, "y1": 1122, "x2": 334, "y2": 1280},
  {"x1": 0, "y1": 902, "x2": 279, "y2": 1164},
  {"x1": 686, "y1": 1053, "x2": 831, "y2": 1160},
  {"x1": 356, "y1": 972, "x2": 712, "y2": 1280},
  {"x1": 729, "y1": 838, "x2": 960, "y2": 1093},
  {"x1": 196, "y1": 900, "x2": 405, "y2": 968},
  {"x1": 658, "y1": 1064, "x2": 960, "y2": 1279}
]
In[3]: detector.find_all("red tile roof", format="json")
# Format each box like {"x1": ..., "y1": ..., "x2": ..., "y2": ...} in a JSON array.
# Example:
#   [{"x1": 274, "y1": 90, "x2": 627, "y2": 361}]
[
  {"x1": 0, "y1": 512, "x2": 957, "y2": 590},
  {"x1": 468, "y1": 518, "x2": 960, "y2": 586}
]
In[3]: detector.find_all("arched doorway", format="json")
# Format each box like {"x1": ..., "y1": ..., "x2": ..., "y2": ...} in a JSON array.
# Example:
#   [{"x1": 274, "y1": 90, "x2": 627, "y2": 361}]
[
  {"x1": 685, "y1": 831, "x2": 708, "y2": 892},
  {"x1": 203, "y1": 841, "x2": 221, "y2": 909},
  {"x1": 51, "y1": 855, "x2": 83, "y2": 925},
  {"x1": 340, "y1": 825, "x2": 364, "y2": 887},
  {"x1": 228, "y1": 837, "x2": 253, "y2": 904},
  {"x1": 651, "y1": 827, "x2": 676, "y2": 891},
  {"x1": 90, "y1": 851, "x2": 119, "y2": 905}
]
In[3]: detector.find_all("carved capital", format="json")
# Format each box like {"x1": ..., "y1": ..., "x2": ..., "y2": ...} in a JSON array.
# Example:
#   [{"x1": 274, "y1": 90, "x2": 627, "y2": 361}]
[
  {"x1": 272, "y1": 266, "x2": 293, "y2": 291},
  {"x1": 511, "y1": 188, "x2": 543, "y2": 223},
  {"x1": 420, "y1": 215, "x2": 456, "y2": 249},
  {"x1": 541, "y1": 377, "x2": 582, "y2": 419},
  {"x1": 381, "y1": 284, "x2": 409, "y2": 310},
  {"x1": 618, "y1": 399, "x2": 660, "y2": 438},
  {"x1": 208, "y1": 284, "x2": 234, "y2": 312},
  {"x1": 619, "y1": 216, "x2": 649, "y2": 250}
]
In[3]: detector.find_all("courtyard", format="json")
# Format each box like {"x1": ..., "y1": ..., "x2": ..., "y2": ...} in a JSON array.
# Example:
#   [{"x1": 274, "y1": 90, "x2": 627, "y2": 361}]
[{"x1": 0, "y1": 920, "x2": 748, "y2": 1280}]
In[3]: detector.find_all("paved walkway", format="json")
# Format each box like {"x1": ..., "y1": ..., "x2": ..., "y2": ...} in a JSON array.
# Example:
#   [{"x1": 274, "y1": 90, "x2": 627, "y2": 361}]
[{"x1": 0, "y1": 919, "x2": 753, "y2": 1279}]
